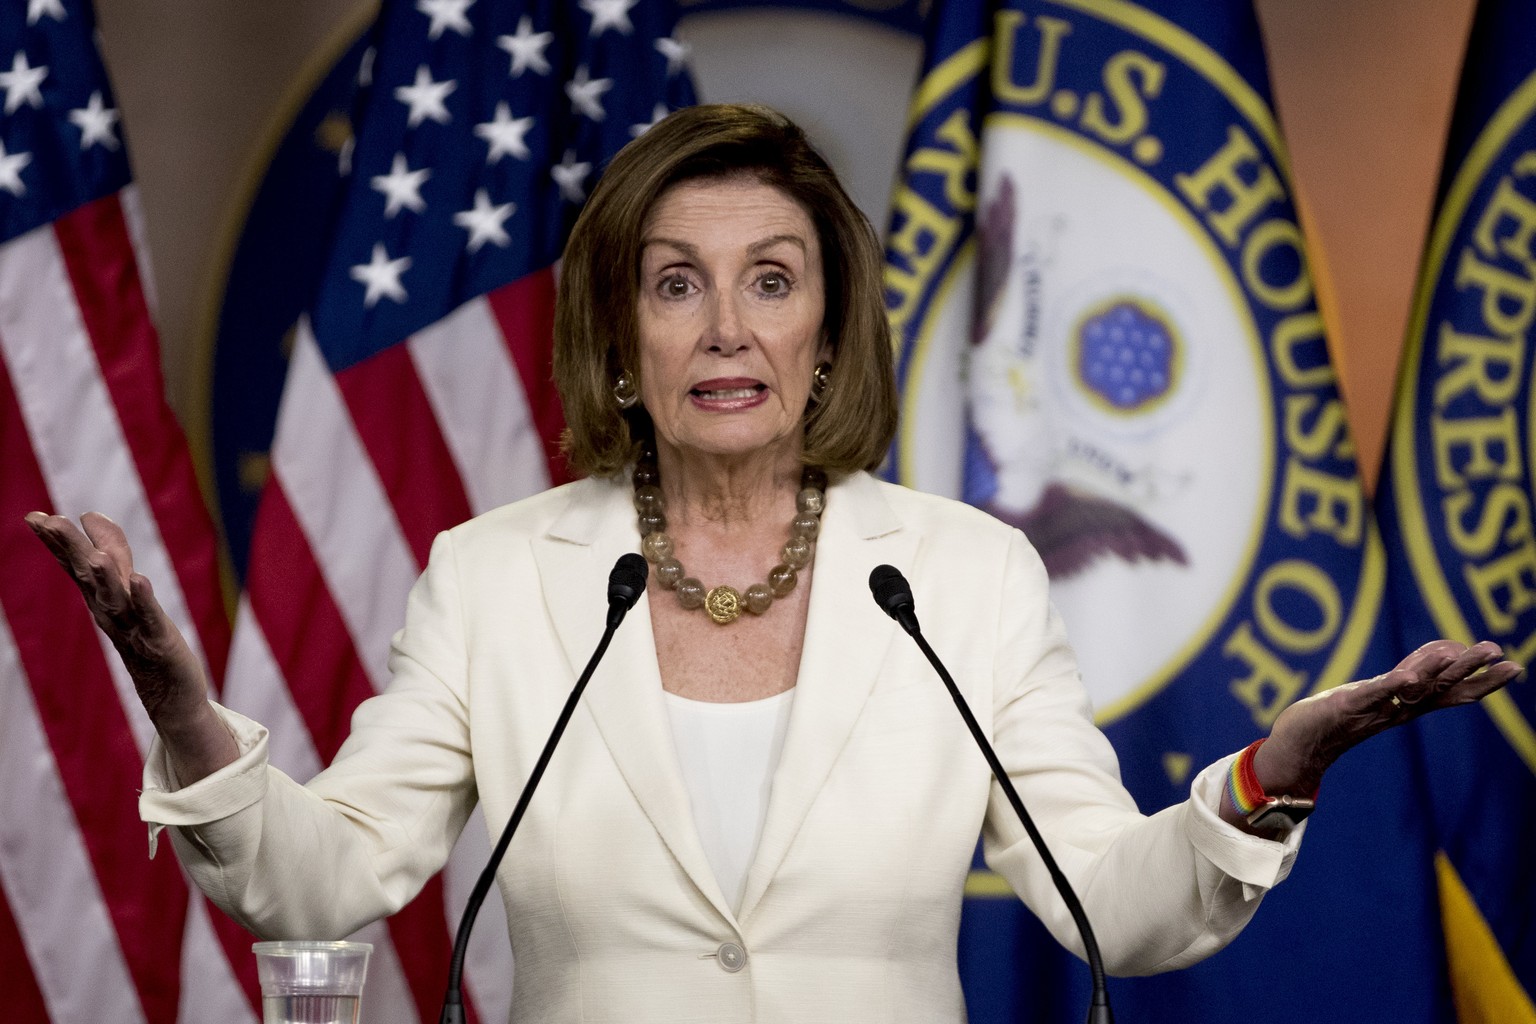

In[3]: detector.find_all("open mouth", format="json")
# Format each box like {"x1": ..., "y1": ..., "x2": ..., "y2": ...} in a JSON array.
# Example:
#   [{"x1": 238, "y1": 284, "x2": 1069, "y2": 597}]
[{"x1": 690, "y1": 384, "x2": 766, "y2": 400}]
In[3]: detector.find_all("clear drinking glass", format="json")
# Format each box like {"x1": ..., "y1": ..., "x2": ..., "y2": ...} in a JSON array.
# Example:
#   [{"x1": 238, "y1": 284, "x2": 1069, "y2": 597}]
[{"x1": 253, "y1": 940, "x2": 372, "y2": 1024}]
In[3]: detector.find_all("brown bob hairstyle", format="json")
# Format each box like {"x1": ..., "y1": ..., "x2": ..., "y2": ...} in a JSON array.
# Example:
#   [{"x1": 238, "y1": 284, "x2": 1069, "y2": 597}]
[{"x1": 553, "y1": 103, "x2": 898, "y2": 477}]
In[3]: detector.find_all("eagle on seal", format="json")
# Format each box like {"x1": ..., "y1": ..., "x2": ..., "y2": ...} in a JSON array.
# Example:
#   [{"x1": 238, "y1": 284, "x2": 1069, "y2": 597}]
[{"x1": 967, "y1": 173, "x2": 1188, "y2": 582}]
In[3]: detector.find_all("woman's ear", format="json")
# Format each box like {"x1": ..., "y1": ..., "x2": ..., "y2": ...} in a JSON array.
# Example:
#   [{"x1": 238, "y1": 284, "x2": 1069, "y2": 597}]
[{"x1": 816, "y1": 329, "x2": 833, "y2": 364}]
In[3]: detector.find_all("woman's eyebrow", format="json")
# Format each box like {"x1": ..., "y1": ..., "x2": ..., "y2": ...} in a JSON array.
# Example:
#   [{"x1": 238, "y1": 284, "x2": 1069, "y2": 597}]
[
  {"x1": 640, "y1": 234, "x2": 808, "y2": 261},
  {"x1": 747, "y1": 234, "x2": 807, "y2": 258},
  {"x1": 641, "y1": 237, "x2": 700, "y2": 261}
]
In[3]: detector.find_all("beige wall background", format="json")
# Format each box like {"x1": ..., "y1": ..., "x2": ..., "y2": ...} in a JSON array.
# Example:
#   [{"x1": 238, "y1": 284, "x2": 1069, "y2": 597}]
[{"x1": 92, "y1": 0, "x2": 1479, "y2": 496}]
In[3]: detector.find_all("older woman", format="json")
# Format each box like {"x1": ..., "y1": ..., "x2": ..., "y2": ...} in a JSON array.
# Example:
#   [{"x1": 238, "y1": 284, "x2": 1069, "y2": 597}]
[{"x1": 26, "y1": 104, "x2": 1520, "y2": 1023}]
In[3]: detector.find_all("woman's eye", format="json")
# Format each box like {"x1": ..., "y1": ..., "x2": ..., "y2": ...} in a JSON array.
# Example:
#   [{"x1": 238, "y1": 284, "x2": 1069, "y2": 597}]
[
  {"x1": 661, "y1": 275, "x2": 692, "y2": 298},
  {"x1": 759, "y1": 272, "x2": 789, "y2": 295}
]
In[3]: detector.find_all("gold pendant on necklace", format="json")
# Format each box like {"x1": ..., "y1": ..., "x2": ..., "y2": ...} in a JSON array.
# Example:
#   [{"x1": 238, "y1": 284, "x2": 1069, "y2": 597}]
[
  {"x1": 634, "y1": 451, "x2": 826, "y2": 625},
  {"x1": 704, "y1": 585, "x2": 743, "y2": 625}
]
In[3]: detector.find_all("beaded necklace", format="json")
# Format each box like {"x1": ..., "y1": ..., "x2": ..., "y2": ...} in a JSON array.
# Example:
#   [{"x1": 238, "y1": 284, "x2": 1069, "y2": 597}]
[{"x1": 633, "y1": 450, "x2": 827, "y2": 625}]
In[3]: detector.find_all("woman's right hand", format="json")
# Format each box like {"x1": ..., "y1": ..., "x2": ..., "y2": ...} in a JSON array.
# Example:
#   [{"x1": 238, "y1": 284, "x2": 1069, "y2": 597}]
[{"x1": 25, "y1": 511, "x2": 237, "y2": 781}]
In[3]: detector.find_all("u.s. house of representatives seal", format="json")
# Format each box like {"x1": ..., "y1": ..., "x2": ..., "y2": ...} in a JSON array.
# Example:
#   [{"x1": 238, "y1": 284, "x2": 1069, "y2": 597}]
[{"x1": 885, "y1": 0, "x2": 1379, "y2": 768}]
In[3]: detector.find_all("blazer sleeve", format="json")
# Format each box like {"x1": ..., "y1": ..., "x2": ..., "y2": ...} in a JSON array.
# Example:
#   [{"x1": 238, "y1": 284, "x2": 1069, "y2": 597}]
[
  {"x1": 137, "y1": 530, "x2": 479, "y2": 940},
  {"x1": 980, "y1": 527, "x2": 1304, "y2": 976}
]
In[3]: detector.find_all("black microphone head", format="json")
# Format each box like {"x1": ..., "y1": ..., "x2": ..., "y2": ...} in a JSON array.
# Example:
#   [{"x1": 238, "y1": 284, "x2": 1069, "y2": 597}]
[
  {"x1": 868, "y1": 564, "x2": 915, "y2": 622},
  {"x1": 608, "y1": 552, "x2": 649, "y2": 610}
]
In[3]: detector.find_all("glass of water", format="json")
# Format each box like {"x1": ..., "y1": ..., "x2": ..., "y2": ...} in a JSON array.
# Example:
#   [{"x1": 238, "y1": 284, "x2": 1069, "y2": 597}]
[{"x1": 253, "y1": 940, "x2": 372, "y2": 1024}]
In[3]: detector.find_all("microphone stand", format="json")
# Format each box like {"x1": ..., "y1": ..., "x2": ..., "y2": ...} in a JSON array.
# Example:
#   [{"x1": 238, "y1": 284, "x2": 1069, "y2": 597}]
[
  {"x1": 871, "y1": 565, "x2": 1114, "y2": 1024},
  {"x1": 439, "y1": 554, "x2": 647, "y2": 1024}
]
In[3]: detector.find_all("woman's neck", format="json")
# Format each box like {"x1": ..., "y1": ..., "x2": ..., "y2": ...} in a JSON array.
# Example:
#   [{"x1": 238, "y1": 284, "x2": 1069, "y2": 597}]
[{"x1": 653, "y1": 442, "x2": 804, "y2": 529}]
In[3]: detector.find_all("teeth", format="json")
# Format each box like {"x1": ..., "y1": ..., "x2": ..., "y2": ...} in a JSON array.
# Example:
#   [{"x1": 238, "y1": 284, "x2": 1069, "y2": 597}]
[{"x1": 698, "y1": 387, "x2": 758, "y2": 400}]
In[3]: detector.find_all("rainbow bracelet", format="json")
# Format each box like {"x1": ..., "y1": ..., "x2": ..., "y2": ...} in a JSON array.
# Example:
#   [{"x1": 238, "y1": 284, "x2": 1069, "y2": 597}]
[{"x1": 1226, "y1": 738, "x2": 1270, "y2": 816}]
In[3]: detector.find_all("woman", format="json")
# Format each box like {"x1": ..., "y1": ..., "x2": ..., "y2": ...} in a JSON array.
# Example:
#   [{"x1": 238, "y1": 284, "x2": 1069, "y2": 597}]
[{"x1": 26, "y1": 105, "x2": 1520, "y2": 1022}]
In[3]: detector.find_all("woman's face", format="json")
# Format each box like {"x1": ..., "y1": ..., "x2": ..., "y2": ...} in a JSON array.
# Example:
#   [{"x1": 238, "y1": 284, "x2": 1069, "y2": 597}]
[{"x1": 635, "y1": 177, "x2": 829, "y2": 467}]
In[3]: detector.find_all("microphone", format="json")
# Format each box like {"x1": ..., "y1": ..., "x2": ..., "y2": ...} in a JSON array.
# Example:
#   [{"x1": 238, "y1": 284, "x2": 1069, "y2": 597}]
[
  {"x1": 440, "y1": 552, "x2": 649, "y2": 1024},
  {"x1": 606, "y1": 552, "x2": 648, "y2": 626},
  {"x1": 868, "y1": 564, "x2": 1114, "y2": 1024},
  {"x1": 868, "y1": 563, "x2": 919, "y2": 634}
]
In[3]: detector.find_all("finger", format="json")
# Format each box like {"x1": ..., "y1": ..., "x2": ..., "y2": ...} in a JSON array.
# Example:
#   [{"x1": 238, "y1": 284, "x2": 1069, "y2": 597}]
[
  {"x1": 26, "y1": 514, "x2": 141, "y2": 625},
  {"x1": 24, "y1": 512, "x2": 74, "y2": 570},
  {"x1": 1398, "y1": 640, "x2": 1466, "y2": 676},
  {"x1": 1467, "y1": 639, "x2": 1506, "y2": 664},
  {"x1": 80, "y1": 512, "x2": 134, "y2": 585},
  {"x1": 1432, "y1": 641, "x2": 1507, "y2": 690},
  {"x1": 1436, "y1": 658, "x2": 1524, "y2": 707},
  {"x1": 1387, "y1": 641, "x2": 1503, "y2": 707},
  {"x1": 25, "y1": 512, "x2": 101, "y2": 579}
]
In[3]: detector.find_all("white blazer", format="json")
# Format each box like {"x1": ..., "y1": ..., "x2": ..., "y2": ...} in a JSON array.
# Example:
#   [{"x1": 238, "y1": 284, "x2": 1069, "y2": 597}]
[{"x1": 141, "y1": 471, "x2": 1301, "y2": 1024}]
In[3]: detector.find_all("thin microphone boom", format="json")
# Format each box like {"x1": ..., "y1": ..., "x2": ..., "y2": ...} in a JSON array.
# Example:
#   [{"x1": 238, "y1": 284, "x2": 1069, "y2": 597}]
[
  {"x1": 869, "y1": 564, "x2": 1114, "y2": 1024},
  {"x1": 439, "y1": 552, "x2": 649, "y2": 1024}
]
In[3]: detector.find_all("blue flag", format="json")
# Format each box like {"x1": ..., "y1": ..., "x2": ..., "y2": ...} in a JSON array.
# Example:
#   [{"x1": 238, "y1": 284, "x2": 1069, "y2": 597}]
[
  {"x1": 886, "y1": 1, "x2": 1458, "y2": 1020},
  {"x1": 1377, "y1": 0, "x2": 1536, "y2": 1018}
]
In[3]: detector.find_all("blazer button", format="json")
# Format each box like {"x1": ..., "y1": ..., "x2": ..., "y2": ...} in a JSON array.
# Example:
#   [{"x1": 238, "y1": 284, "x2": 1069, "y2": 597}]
[{"x1": 716, "y1": 942, "x2": 746, "y2": 973}]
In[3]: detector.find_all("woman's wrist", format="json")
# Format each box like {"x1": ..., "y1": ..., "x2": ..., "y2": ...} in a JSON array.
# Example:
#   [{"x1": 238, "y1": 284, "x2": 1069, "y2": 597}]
[
  {"x1": 1220, "y1": 739, "x2": 1319, "y2": 837},
  {"x1": 154, "y1": 699, "x2": 240, "y2": 785},
  {"x1": 1251, "y1": 731, "x2": 1327, "y2": 799}
]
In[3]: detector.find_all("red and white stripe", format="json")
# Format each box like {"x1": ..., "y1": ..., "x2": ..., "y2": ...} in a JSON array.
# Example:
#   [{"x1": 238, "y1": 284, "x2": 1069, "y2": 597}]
[
  {"x1": 1, "y1": 180, "x2": 564, "y2": 1021},
  {"x1": 217, "y1": 268, "x2": 568, "y2": 1024},
  {"x1": 0, "y1": 188, "x2": 259, "y2": 1021}
]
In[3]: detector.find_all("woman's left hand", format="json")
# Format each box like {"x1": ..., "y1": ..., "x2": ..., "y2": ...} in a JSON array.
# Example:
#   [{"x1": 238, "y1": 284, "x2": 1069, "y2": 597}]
[{"x1": 1253, "y1": 640, "x2": 1525, "y2": 800}]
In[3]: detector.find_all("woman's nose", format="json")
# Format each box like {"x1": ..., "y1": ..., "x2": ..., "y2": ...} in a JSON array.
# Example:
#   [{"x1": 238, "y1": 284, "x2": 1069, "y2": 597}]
[{"x1": 705, "y1": 290, "x2": 748, "y2": 353}]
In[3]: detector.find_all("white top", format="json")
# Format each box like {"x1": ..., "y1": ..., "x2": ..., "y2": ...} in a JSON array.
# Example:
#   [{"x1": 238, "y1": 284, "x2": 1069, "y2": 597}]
[{"x1": 664, "y1": 688, "x2": 796, "y2": 914}]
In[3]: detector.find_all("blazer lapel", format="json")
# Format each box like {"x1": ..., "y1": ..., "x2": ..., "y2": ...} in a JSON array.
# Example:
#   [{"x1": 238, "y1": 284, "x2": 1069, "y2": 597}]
[
  {"x1": 531, "y1": 478, "x2": 736, "y2": 923},
  {"x1": 737, "y1": 471, "x2": 916, "y2": 923}
]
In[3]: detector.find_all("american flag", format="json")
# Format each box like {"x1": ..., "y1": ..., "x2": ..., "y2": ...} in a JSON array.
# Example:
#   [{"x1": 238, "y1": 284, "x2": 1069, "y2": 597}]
[
  {"x1": 1, "y1": 0, "x2": 692, "y2": 1020},
  {"x1": 0, "y1": 0, "x2": 258, "y2": 1021}
]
